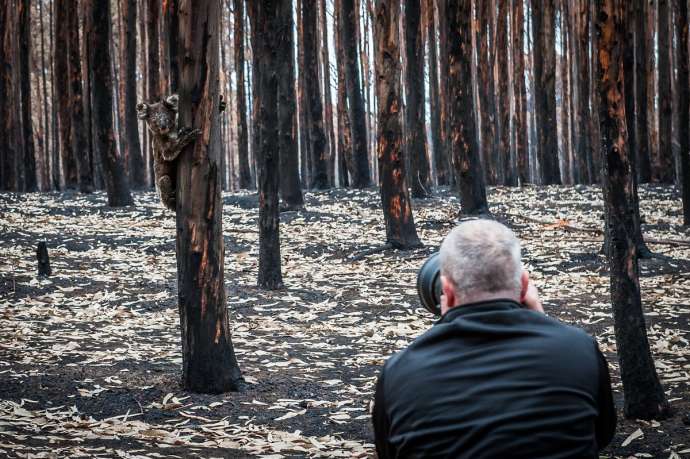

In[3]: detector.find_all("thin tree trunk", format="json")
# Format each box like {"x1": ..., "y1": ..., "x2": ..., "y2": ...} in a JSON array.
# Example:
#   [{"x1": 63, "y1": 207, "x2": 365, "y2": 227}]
[
  {"x1": 447, "y1": 0, "x2": 490, "y2": 216},
  {"x1": 341, "y1": 0, "x2": 372, "y2": 187},
  {"x1": 234, "y1": 0, "x2": 252, "y2": 189},
  {"x1": 320, "y1": 0, "x2": 336, "y2": 187},
  {"x1": 302, "y1": 0, "x2": 329, "y2": 189},
  {"x1": 277, "y1": 0, "x2": 303, "y2": 209},
  {"x1": 404, "y1": 0, "x2": 430, "y2": 197},
  {"x1": 436, "y1": 0, "x2": 452, "y2": 187},
  {"x1": 634, "y1": 0, "x2": 652, "y2": 183},
  {"x1": 513, "y1": 0, "x2": 529, "y2": 185},
  {"x1": 87, "y1": 0, "x2": 133, "y2": 206},
  {"x1": 677, "y1": 0, "x2": 689, "y2": 225},
  {"x1": 0, "y1": 5, "x2": 13, "y2": 190},
  {"x1": 139, "y1": 0, "x2": 152, "y2": 187},
  {"x1": 67, "y1": 0, "x2": 94, "y2": 192},
  {"x1": 19, "y1": 0, "x2": 37, "y2": 191},
  {"x1": 532, "y1": 0, "x2": 561, "y2": 184},
  {"x1": 427, "y1": 0, "x2": 446, "y2": 186},
  {"x1": 249, "y1": 0, "x2": 285, "y2": 289},
  {"x1": 497, "y1": 0, "x2": 514, "y2": 185},
  {"x1": 477, "y1": 0, "x2": 498, "y2": 185},
  {"x1": 55, "y1": 0, "x2": 78, "y2": 188},
  {"x1": 38, "y1": 0, "x2": 51, "y2": 190},
  {"x1": 119, "y1": 0, "x2": 145, "y2": 189},
  {"x1": 656, "y1": 0, "x2": 675, "y2": 183},
  {"x1": 596, "y1": 0, "x2": 670, "y2": 420},
  {"x1": 335, "y1": 0, "x2": 353, "y2": 187},
  {"x1": 147, "y1": 2, "x2": 160, "y2": 103},
  {"x1": 374, "y1": 0, "x2": 421, "y2": 249},
  {"x1": 175, "y1": 0, "x2": 242, "y2": 393}
]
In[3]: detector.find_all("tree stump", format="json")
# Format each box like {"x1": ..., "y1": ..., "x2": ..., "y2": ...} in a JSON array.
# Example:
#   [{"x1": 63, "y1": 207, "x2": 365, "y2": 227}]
[{"x1": 36, "y1": 242, "x2": 51, "y2": 276}]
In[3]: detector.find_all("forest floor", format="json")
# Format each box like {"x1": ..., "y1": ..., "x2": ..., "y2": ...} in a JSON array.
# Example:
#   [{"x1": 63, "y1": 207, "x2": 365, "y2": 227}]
[{"x1": 0, "y1": 185, "x2": 689, "y2": 458}]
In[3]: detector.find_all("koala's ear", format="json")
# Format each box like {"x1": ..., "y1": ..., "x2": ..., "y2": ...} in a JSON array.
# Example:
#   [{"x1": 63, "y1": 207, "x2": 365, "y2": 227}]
[
  {"x1": 164, "y1": 94, "x2": 179, "y2": 112},
  {"x1": 136, "y1": 103, "x2": 148, "y2": 118}
]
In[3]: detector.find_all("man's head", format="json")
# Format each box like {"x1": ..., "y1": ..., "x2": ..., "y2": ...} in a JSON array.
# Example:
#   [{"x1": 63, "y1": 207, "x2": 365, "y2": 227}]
[{"x1": 439, "y1": 219, "x2": 528, "y2": 314}]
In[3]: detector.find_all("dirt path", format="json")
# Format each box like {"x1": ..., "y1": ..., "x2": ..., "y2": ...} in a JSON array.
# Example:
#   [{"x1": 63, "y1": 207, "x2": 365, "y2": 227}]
[{"x1": 0, "y1": 185, "x2": 688, "y2": 458}]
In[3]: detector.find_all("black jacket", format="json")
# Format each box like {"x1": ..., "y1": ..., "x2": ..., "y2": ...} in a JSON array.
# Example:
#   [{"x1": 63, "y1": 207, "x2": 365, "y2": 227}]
[{"x1": 373, "y1": 300, "x2": 616, "y2": 459}]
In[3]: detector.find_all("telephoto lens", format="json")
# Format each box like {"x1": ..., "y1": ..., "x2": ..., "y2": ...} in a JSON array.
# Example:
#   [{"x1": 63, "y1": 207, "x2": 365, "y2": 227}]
[{"x1": 417, "y1": 252, "x2": 443, "y2": 315}]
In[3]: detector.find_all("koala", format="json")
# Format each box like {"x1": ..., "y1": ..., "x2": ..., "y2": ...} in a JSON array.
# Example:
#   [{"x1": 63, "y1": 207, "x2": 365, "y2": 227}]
[{"x1": 136, "y1": 94, "x2": 201, "y2": 211}]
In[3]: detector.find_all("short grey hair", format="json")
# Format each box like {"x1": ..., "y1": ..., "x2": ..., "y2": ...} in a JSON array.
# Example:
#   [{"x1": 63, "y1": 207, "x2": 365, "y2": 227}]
[{"x1": 439, "y1": 219, "x2": 522, "y2": 297}]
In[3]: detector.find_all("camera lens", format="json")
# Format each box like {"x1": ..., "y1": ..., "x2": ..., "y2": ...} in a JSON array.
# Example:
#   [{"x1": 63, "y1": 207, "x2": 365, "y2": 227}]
[{"x1": 417, "y1": 252, "x2": 442, "y2": 315}]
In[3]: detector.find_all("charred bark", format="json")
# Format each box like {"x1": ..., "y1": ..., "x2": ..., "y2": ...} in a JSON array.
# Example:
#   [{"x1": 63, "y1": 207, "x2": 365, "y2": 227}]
[
  {"x1": 404, "y1": 0, "x2": 430, "y2": 197},
  {"x1": 56, "y1": 0, "x2": 78, "y2": 189},
  {"x1": 634, "y1": 0, "x2": 652, "y2": 183},
  {"x1": 532, "y1": 0, "x2": 561, "y2": 184},
  {"x1": 335, "y1": 0, "x2": 353, "y2": 188},
  {"x1": 248, "y1": 0, "x2": 284, "y2": 288},
  {"x1": 497, "y1": 0, "x2": 514, "y2": 186},
  {"x1": 67, "y1": 0, "x2": 93, "y2": 192},
  {"x1": 513, "y1": 0, "x2": 529, "y2": 185},
  {"x1": 447, "y1": 0, "x2": 489, "y2": 216},
  {"x1": 656, "y1": 0, "x2": 675, "y2": 183},
  {"x1": 341, "y1": 0, "x2": 372, "y2": 188},
  {"x1": 677, "y1": 0, "x2": 690, "y2": 225},
  {"x1": 374, "y1": 0, "x2": 422, "y2": 249},
  {"x1": 477, "y1": 0, "x2": 498, "y2": 185},
  {"x1": 234, "y1": 0, "x2": 252, "y2": 189},
  {"x1": 175, "y1": 0, "x2": 242, "y2": 392},
  {"x1": 302, "y1": 2, "x2": 329, "y2": 189},
  {"x1": 596, "y1": 0, "x2": 670, "y2": 420},
  {"x1": 277, "y1": 0, "x2": 303, "y2": 210},
  {"x1": 19, "y1": 0, "x2": 37, "y2": 191},
  {"x1": 119, "y1": 0, "x2": 145, "y2": 189},
  {"x1": 427, "y1": 0, "x2": 446, "y2": 186},
  {"x1": 87, "y1": 0, "x2": 133, "y2": 206}
]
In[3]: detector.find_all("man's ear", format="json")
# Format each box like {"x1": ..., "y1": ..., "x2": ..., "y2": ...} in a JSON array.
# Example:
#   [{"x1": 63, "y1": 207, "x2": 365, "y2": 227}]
[
  {"x1": 441, "y1": 275, "x2": 456, "y2": 311},
  {"x1": 520, "y1": 270, "x2": 529, "y2": 302}
]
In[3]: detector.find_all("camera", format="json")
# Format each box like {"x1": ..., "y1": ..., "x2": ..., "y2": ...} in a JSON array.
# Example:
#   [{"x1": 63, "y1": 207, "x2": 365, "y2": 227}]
[{"x1": 417, "y1": 252, "x2": 443, "y2": 315}]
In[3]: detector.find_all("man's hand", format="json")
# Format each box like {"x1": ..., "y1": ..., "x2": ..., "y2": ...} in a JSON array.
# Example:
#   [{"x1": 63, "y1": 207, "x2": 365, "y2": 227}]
[{"x1": 522, "y1": 278, "x2": 544, "y2": 313}]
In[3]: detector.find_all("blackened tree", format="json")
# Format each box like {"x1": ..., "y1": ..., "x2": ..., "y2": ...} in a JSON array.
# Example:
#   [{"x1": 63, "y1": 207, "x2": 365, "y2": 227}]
[
  {"x1": 596, "y1": 0, "x2": 669, "y2": 420},
  {"x1": 374, "y1": 0, "x2": 421, "y2": 249},
  {"x1": 174, "y1": 0, "x2": 242, "y2": 392},
  {"x1": 446, "y1": 0, "x2": 489, "y2": 216}
]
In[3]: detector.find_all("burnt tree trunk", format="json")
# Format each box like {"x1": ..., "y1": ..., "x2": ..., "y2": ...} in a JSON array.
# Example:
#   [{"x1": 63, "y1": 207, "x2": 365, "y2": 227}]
[
  {"x1": 477, "y1": 0, "x2": 498, "y2": 185},
  {"x1": 249, "y1": 0, "x2": 285, "y2": 289},
  {"x1": 374, "y1": 0, "x2": 421, "y2": 249},
  {"x1": 277, "y1": 0, "x2": 304, "y2": 210},
  {"x1": 596, "y1": 0, "x2": 670, "y2": 420},
  {"x1": 677, "y1": 0, "x2": 690, "y2": 225},
  {"x1": 634, "y1": 0, "x2": 652, "y2": 184},
  {"x1": 67, "y1": 0, "x2": 93, "y2": 192},
  {"x1": 437, "y1": 0, "x2": 452, "y2": 187},
  {"x1": 320, "y1": 0, "x2": 336, "y2": 187},
  {"x1": 120, "y1": 0, "x2": 145, "y2": 189},
  {"x1": 532, "y1": 0, "x2": 561, "y2": 184},
  {"x1": 656, "y1": 0, "x2": 675, "y2": 183},
  {"x1": 302, "y1": 2, "x2": 329, "y2": 189},
  {"x1": 0, "y1": 5, "x2": 12, "y2": 189},
  {"x1": 39, "y1": 0, "x2": 52, "y2": 190},
  {"x1": 447, "y1": 0, "x2": 489, "y2": 216},
  {"x1": 427, "y1": 0, "x2": 447, "y2": 186},
  {"x1": 335, "y1": 0, "x2": 353, "y2": 187},
  {"x1": 175, "y1": 0, "x2": 242, "y2": 392},
  {"x1": 296, "y1": 0, "x2": 311, "y2": 188},
  {"x1": 56, "y1": 0, "x2": 78, "y2": 189},
  {"x1": 147, "y1": 2, "x2": 160, "y2": 109},
  {"x1": 341, "y1": 0, "x2": 372, "y2": 188},
  {"x1": 87, "y1": 0, "x2": 133, "y2": 206},
  {"x1": 513, "y1": 0, "x2": 529, "y2": 185},
  {"x1": 19, "y1": 0, "x2": 37, "y2": 191},
  {"x1": 404, "y1": 0, "x2": 430, "y2": 197},
  {"x1": 234, "y1": 0, "x2": 252, "y2": 189},
  {"x1": 496, "y1": 0, "x2": 514, "y2": 186}
]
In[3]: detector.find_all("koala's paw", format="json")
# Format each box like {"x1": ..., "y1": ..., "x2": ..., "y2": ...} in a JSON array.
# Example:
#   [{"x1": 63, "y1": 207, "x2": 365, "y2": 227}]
[{"x1": 158, "y1": 175, "x2": 176, "y2": 211}]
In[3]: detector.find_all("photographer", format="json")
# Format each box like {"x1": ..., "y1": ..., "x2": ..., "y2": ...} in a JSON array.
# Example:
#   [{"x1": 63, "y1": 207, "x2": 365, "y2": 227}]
[{"x1": 372, "y1": 220, "x2": 616, "y2": 458}]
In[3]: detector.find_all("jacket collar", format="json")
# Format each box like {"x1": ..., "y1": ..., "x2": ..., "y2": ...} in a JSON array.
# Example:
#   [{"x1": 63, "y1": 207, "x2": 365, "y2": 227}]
[{"x1": 438, "y1": 299, "x2": 523, "y2": 324}]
